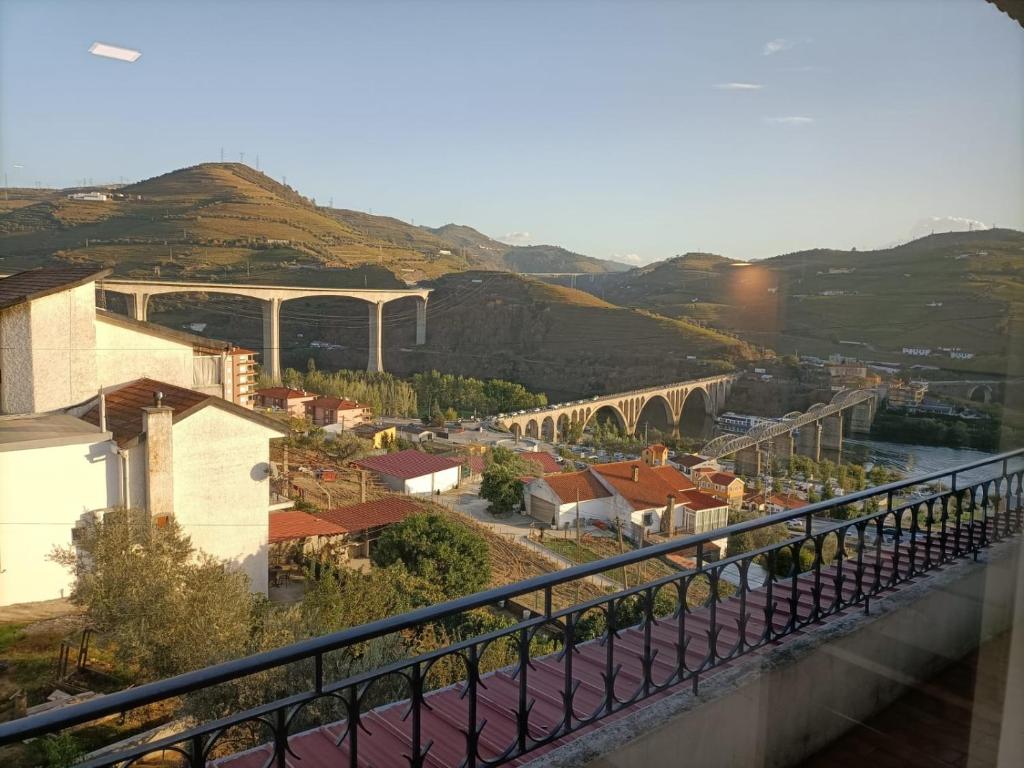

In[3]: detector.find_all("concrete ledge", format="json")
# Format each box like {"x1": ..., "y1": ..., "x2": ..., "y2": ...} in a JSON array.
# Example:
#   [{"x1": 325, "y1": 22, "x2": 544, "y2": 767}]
[{"x1": 527, "y1": 537, "x2": 1022, "y2": 768}]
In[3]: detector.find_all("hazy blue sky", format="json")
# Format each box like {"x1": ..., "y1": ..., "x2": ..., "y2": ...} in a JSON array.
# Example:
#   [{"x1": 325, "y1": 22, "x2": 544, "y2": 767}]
[{"x1": 2, "y1": 0, "x2": 1021, "y2": 262}]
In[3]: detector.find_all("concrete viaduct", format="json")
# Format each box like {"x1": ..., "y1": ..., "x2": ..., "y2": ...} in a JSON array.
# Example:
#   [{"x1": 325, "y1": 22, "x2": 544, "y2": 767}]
[
  {"x1": 497, "y1": 375, "x2": 737, "y2": 442},
  {"x1": 701, "y1": 389, "x2": 879, "y2": 475},
  {"x1": 99, "y1": 279, "x2": 431, "y2": 380}
]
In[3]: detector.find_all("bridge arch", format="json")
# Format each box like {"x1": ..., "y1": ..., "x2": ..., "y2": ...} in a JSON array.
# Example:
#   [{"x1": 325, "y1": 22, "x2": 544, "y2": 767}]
[
  {"x1": 525, "y1": 419, "x2": 539, "y2": 439},
  {"x1": 584, "y1": 403, "x2": 628, "y2": 435},
  {"x1": 968, "y1": 384, "x2": 992, "y2": 403},
  {"x1": 678, "y1": 386, "x2": 713, "y2": 439},
  {"x1": 541, "y1": 416, "x2": 556, "y2": 442},
  {"x1": 636, "y1": 394, "x2": 676, "y2": 437}
]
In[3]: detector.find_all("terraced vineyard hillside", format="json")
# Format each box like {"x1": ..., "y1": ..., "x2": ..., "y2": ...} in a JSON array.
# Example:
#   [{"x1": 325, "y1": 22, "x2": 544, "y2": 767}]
[
  {"x1": 0, "y1": 163, "x2": 626, "y2": 281},
  {"x1": 590, "y1": 230, "x2": 1024, "y2": 375}
]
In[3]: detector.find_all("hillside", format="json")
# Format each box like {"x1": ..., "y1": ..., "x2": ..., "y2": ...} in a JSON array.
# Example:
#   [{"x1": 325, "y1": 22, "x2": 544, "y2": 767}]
[
  {"x1": 588, "y1": 231, "x2": 1024, "y2": 375},
  {"x1": 0, "y1": 163, "x2": 625, "y2": 281},
  {"x1": 424, "y1": 224, "x2": 629, "y2": 274},
  {"x1": 145, "y1": 271, "x2": 756, "y2": 399}
]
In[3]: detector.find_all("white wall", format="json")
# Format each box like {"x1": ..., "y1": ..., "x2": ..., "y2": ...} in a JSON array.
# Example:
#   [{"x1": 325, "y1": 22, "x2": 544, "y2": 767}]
[
  {"x1": 170, "y1": 406, "x2": 277, "y2": 594},
  {"x1": 0, "y1": 438, "x2": 118, "y2": 606},
  {"x1": 403, "y1": 466, "x2": 460, "y2": 495},
  {"x1": 95, "y1": 317, "x2": 194, "y2": 390},
  {"x1": 0, "y1": 283, "x2": 97, "y2": 414}
]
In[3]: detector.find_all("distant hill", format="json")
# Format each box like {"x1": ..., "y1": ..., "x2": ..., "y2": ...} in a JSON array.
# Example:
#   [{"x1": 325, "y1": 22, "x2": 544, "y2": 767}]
[
  {"x1": 423, "y1": 223, "x2": 629, "y2": 274},
  {"x1": 588, "y1": 231, "x2": 1024, "y2": 375},
  {"x1": 0, "y1": 163, "x2": 625, "y2": 281}
]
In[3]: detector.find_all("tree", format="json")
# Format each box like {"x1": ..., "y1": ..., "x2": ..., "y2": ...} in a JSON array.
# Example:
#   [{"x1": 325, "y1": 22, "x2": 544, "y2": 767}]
[
  {"x1": 821, "y1": 482, "x2": 834, "y2": 501},
  {"x1": 807, "y1": 485, "x2": 820, "y2": 504},
  {"x1": 427, "y1": 400, "x2": 446, "y2": 427},
  {"x1": 771, "y1": 476, "x2": 783, "y2": 494},
  {"x1": 50, "y1": 509, "x2": 255, "y2": 680},
  {"x1": 480, "y1": 447, "x2": 535, "y2": 514},
  {"x1": 372, "y1": 513, "x2": 491, "y2": 597}
]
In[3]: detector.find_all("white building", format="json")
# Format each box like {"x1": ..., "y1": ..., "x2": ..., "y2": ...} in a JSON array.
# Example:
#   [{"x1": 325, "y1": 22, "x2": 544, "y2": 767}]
[
  {"x1": 67, "y1": 192, "x2": 109, "y2": 202},
  {"x1": 524, "y1": 460, "x2": 730, "y2": 554},
  {"x1": 1, "y1": 379, "x2": 287, "y2": 606},
  {"x1": 353, "y1": 450, "x2": 462, "y2": 495},
  {"x1": 0, "y1": 267, "x2": 287, "y2": 606}
]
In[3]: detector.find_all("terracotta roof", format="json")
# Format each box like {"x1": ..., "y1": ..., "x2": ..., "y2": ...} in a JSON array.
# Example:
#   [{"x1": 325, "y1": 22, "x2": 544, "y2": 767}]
[
  {"x1": 771, "y1": 493, "x2": 807, "y2": 510},
  {"x1": 592, "y1": 461, "x2": 693, "y2": 511},
  {"x1": 306, "y1": 396, "x2": 366, "y2": 410},
  {"x1": 317, "y1": 497, "x2": 419, "y2": 532},
  {"x1": 0, "y1": 265, "x2": 111, "y2": 311},
  {"x1": 645, "y1": 443, "x2": 668, "y2": 453},
  {"x1": 677, "y1": 453, "x2": 711, "y2": 468},
  {"x1": 677, "y1": 489, "x2": 728, "y2": 512},
  {"x1": 466, "y1": 455, "x2": 486, "y2": 474},
  {"x1": 520, "y1": 451, "x2": 562, "y2": 474},
  {"x1": 704, "y1": 471, "x2": 741, "y2": 487},
  {"x1": 255, "y1": 387, "x2": 316, "y2": 400},
  {"x1": 353, "y1": 449, "x2": 462, "y2": 479},
  {"x1": 80, "y1": 377, "x2": 287, "y2": 447},
  {"x1": 652, "y1": 464, "x2": 696, "y2": 491},
  {"x1": 269, "y1": 511, "x2": 346, "y2": 543},
  {"x1": 540, "y1": 471, "x2": 612, "y2": 504}
]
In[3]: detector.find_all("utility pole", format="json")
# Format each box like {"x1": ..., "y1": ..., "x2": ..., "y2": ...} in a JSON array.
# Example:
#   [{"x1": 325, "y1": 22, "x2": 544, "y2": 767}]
[
  {"x1": 617, "y1": 519, "x2": 628, "y2": 587},
  {"x1": 575, "y1": 489, "x2": 582, "y2": 603},
  {"x1": 220, "y1": 147, "x2": 224, "y2": 162}
]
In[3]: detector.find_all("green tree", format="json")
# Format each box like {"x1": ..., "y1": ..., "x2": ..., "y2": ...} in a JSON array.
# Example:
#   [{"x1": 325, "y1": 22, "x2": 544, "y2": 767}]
[
  {"x1": 50, "y1": 510, "x2": 255, "y2": 680},
  {"x1": 371, "y1": 513, "x2": 491, "y2": 597},
  {"x1": 480, "y1": 447, "x2": 536, "y2": 513}
]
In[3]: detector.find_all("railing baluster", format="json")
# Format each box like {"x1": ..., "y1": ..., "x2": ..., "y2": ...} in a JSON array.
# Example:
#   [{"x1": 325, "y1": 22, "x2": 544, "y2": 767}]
[
  {"x1": 517, "y1": 626, "x2": 530, "y2": 755},
  {"x1": 466, "y1": 644, "x2": 480, "y2": 768}
]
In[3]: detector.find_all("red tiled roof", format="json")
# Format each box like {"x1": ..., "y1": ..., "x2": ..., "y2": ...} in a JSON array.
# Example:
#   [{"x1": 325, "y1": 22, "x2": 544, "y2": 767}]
[
  {"x1": 0, "y1": 265, "x2": 111, "y2": 311},
  {"x1": 520, "y1": 451, "x2": 562, "y2": 474},
  {"x1": 466, "y1": 455, "x2": 486, "y2": 474},
  {"x1": 678, "y1": 489, "x2": 728, "y2": 511},
  {"x1": 592, "y1": 461, "x2": 694, "y2": 511},
  {"x1": 306, "y1": 396, "x2": 366, "y2": 410},
  {"x1": 705, "y1": 471, "x2": 741, "y2": 487},
  {"x1": 269, "y1": 511, "x2": 346, "y2": 543},
  {"x1": 353, "y1": 449, "x2": 462, "y2": 479},
  {"x1": 771, "y1": 493, "x2": 807, "y2": 510},
  {"x1": 255, "y1": 387, "x2": 315, "y2": 400},
  {"x1": 80, "y1": 377, "x2": 287, "y2": 447},
  {"x1": 652, "y1": 465, "x2": 696, "y2": 491},
  {"x1": 540, "y1": 471, "x2": 612, "y2": 504},
  {"x1": 677, "y1": 453, "x2": 711, "y2": 468},
  {"x1": 317, "y1": 497, "x2": 419, "y2": 533}
]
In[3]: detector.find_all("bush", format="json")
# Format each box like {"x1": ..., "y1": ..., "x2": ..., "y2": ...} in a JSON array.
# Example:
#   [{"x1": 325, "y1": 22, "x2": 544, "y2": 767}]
[{"x1": 371, "y1": 513, "x2": 491, "y2": 597}]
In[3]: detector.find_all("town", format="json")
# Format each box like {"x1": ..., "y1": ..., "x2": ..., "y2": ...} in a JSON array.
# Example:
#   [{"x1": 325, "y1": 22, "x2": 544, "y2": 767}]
[{"x1": 1, "y1": 3, "x2": 1022, "y2": 767}]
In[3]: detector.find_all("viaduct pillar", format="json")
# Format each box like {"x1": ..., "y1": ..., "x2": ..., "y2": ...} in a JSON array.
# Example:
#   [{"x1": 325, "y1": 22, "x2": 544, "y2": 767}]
[
  {"x1": 415, "y1": 297, "x2": 428, "y2": 346},
  {"x1": 261, "y1": 297, "x2": 282, "y2": 382},
  {"x1": 771, "y1": 432, "x2": 794, "y2": 468},
  {"x1": 126, "y1": 293, "x2": 150, "y2": 322},
  {"x1": 795, "y1": 421, "x2": 822, "y2": 463},
  {"x1": 368, "y1": 301, "x2": 384, "y2": 373},
  {"x1": 735, "y1": 445, "x2": 762, "y2": 477},
  {"x1": 847, "y1": 399, "x2": 875, "y2": 436},
  {"x1": 821, "y1": 413, "x2": 844, "y2": 453}
]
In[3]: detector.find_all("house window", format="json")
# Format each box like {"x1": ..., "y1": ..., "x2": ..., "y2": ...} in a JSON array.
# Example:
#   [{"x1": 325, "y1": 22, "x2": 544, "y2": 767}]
[{"x1": 642, "y1": 511, "x2": 654, "y2": 527}]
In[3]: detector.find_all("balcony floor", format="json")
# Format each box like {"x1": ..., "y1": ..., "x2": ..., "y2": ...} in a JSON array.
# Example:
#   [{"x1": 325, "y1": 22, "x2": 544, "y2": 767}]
[{"x1": 801, "y1": 630, "x2": 1019, "y2": 768}]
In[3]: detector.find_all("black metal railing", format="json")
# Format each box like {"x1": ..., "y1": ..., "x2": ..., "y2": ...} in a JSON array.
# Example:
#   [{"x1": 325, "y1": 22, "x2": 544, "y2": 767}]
[{"x1": 1, "y1": 449, "x2": 1022, "y2": 768}]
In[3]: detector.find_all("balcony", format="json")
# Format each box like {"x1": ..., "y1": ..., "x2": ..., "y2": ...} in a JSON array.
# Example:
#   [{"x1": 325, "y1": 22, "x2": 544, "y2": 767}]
[{"x1": 1, "y1": 450, "x2": 1021, "y2": 766}]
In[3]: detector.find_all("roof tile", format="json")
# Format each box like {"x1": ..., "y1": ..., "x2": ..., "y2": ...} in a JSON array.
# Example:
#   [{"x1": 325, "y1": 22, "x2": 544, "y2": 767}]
[
  {"x1": 269, "y1": 511, "x2": 347, "y2": 542},
  {"x1": 317, "y1": 497, "x2": 420, "y2": 532},
  {"x1": 353, "y1": 449, "x2": 462, "y2": 479}
]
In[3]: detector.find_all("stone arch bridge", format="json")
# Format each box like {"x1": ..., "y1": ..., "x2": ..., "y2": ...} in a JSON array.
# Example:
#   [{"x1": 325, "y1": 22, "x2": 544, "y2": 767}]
[
  {"x1": 497, "y1": 375, "x2": 737, "y2": 442},
  {"x1": 99, "y1": 278, "x2": 431, "y2": 380}
]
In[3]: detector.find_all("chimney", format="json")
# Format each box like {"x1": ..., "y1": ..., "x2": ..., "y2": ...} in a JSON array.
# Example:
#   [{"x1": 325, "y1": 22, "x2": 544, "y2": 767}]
[
  {"x1": 631, "y1": 465, "x2": 640, "y2": 482},
  {"x1": 663, "y1": 494, "x2": 675, "y2": 535},
  {"x1": 98, "y1": 389, "x2": 107, "y2": 433},
  {"x1": 142, "y1": 392, "x2": 174, "y2": 519}
]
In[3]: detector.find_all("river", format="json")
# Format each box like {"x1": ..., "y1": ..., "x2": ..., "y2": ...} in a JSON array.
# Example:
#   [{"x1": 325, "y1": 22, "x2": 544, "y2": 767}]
[{"x1": 842, "y1": 437, "x2": 1022, "y2": 485}]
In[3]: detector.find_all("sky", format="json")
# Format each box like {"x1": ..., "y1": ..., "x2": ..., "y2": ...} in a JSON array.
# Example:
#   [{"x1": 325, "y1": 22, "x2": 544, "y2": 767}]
[{"x1": 1, "y1": 0, "x2": 1022, "y2": 262}]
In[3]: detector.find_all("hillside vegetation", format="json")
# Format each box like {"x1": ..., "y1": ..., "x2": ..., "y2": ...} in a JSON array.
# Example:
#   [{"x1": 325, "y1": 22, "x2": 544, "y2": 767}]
[
  {"x1": 0, "y1": 163, "x2": 625, "y2": 280},
  {"x1": 589, "y1": 231, "x2": 1024, "y2": 375}
]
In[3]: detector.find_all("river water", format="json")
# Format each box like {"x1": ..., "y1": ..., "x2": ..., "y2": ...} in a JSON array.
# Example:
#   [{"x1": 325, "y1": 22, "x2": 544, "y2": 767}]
[{"x1": 843, "y1": 437, "x2": 1022, "y2": 485}]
